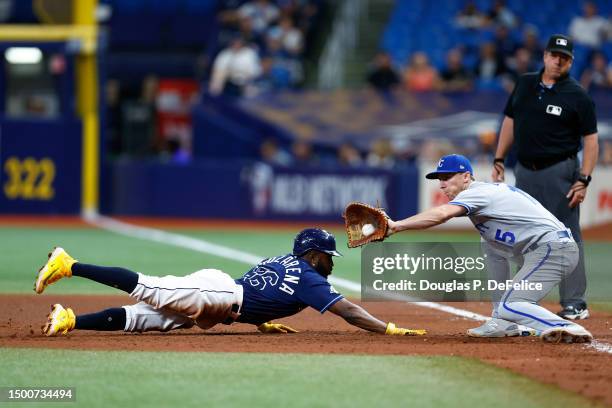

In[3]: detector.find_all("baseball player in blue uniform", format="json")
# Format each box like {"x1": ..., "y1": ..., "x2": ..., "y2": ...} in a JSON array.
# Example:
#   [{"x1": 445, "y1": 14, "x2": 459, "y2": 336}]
[
  {"x1": 35, "y1": 228, "x2": 426, "y2": 337},
  {"x1": 386, "y1": 154, "x2": 592, "y2": 344}
]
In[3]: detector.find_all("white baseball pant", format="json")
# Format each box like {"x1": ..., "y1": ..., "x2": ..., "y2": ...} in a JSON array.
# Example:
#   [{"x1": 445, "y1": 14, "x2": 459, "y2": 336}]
[{"x1": 122, "y1": 268, "x2": 243, "y2": 332}]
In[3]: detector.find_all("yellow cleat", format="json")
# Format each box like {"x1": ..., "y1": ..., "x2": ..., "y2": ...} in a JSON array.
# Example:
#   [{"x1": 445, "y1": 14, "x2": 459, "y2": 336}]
[
  {"x1": 42, "y1": 304, "x2": 76, "y2": 336},
  {"x1": 34, "y1": 247, "x2": 76, "y2": 294}
]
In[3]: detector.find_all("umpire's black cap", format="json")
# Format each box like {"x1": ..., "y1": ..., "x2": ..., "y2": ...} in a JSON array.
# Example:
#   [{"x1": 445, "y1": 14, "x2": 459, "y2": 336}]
[{"x1": 545, "y1": 34, "x2": 574, "y2": 59}]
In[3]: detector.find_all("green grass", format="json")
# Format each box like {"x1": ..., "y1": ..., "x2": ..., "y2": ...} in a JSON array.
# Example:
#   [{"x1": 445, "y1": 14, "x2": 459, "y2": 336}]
[
  {"x1": 1, "y1": 226, "x2": 611, "y2": 305},
  {"x1": 0, "y1": 348, "x2": 596, "y2": 408},
  {"x1": 0, "y1": 226, "x2": 477, "y2": 295},
  {"x1": 0, "y1": 225, "x2": 608, "y2": 407},
  {"x1": 0, "y1": 227, "x2": 245, "y2": 294}
]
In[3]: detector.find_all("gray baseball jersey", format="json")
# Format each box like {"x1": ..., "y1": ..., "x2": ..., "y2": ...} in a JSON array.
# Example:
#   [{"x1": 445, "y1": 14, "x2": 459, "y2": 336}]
[{"x1": 449, "y1": 181, "x2": 570, "y2": 256}]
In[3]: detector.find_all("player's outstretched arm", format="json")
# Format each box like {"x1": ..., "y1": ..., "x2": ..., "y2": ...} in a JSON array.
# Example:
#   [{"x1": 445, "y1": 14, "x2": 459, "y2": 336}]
[
  {"x1": 328, "y1": 298, "x2": 426, "y2": 335},
  {"x1": 387, "y1": 204, "x2": 467, "y2": 235}
]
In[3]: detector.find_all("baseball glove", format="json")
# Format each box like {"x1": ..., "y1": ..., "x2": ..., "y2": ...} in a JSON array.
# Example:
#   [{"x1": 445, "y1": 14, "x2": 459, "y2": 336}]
[{"x1": 343, "y1": 202, "x2": 389, "y2": 248}]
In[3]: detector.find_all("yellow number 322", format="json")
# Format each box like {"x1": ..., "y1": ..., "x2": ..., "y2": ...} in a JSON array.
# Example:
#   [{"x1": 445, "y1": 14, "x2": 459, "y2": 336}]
[{"x1": 3, "y1": 157, "x2": 55, "y2": 201}]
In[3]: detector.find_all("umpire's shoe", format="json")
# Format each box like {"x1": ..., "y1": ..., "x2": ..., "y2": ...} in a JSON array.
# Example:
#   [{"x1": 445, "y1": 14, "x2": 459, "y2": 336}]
[
  {"x1": 467, "y1": 318, "x2": 522, "y2": 337},
  {"x1": 34, "y1": 247, "x2": 76, "y2": 294},
  {"x1": 540, "y1": 325, "x2": 592, "y2": 344},
  {"x1": 42, "y1": 304, "x2": 76, "y2": 336},
  {"x1": 557, "y1": 304, "x2": 590, "y2": 320}
]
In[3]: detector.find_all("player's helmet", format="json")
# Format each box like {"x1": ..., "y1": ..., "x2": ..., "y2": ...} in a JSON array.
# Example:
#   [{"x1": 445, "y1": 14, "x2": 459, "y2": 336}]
[{"x1": 293, "y1": 228, "x2": 343, "y2": 257}]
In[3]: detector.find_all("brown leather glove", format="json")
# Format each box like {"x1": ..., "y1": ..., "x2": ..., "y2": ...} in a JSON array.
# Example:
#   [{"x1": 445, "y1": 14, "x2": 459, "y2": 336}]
[{"x1": 343, "y1": 202, "x2": 389, "y2": 248}]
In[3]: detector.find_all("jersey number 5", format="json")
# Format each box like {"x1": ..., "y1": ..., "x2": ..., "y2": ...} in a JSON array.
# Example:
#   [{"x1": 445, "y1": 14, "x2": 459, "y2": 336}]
[{"x1": 495, "y1": 229, "x2": 516, "y2": 244}]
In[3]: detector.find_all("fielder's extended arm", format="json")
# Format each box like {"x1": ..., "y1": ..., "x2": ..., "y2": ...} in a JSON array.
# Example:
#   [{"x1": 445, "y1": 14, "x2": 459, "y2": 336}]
[{"x1": 387, "y1": 204, "x2": 467, "y2": 234}]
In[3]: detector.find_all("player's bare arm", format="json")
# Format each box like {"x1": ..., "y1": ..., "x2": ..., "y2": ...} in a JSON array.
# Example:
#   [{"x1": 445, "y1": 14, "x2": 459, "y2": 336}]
[
  {"x1": 567, "y1": 133, "x2": 599, "y2": 208},
  {"x1": 492, "y1": 116, "x2": 514, "y2": 182},
  {"x1": 328, "y1": 298, "x2": 426, "y2": 336},
  {"x1": 328, "y1": 298, "x2": 387, "y2": 333},
  {"x1": 581, "y1": 133, "x2": 599, "y2": 176},
  {"x1": 387, "y1": 204, "x2": 466, "y2": 235}
]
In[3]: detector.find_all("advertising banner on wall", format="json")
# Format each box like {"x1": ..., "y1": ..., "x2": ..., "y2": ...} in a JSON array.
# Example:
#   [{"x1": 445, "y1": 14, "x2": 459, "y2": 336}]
[
  {"x1": 241, "y1": 163, "x2": 396, "y2": 220},
  {"x1": 580, "y1": 167, "x2": 612, "y2": 227},
  {"x1": 108, "y1": 160, "x2": 414, "y2": 222}
]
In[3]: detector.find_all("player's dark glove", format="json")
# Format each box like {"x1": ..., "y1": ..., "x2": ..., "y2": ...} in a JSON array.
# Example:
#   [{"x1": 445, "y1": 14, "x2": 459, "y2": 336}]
[{"x1": 258, "y1": 322, "x2": 299, "y2": 334}]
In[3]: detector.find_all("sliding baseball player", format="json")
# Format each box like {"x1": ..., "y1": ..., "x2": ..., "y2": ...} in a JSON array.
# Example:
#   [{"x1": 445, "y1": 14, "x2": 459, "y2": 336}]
[{"x1": 34, "y1": 228, "x2": 426, "y2": 337}]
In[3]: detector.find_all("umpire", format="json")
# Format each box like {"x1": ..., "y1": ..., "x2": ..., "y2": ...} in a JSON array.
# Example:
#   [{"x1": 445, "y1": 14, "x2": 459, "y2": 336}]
[{"x1": 491, "y1": 34, "x2": 599, "y2": 320}]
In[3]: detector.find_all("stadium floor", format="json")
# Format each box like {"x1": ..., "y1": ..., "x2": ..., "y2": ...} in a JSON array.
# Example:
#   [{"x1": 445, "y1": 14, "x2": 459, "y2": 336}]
[{"x1": 1, "y1": 216, "x2": 611, "y2": 406}]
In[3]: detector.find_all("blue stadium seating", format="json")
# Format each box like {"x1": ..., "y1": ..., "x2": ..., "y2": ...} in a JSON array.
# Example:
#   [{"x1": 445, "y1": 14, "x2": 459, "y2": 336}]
[{"x1": 382, "y1": 0, "x2": 612, "y2": 79}]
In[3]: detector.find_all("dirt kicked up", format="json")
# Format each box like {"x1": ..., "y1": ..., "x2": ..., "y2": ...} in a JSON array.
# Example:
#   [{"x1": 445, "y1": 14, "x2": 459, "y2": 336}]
[{"x1": 0, "y1": 295, "x2": 610, "y2": 405}]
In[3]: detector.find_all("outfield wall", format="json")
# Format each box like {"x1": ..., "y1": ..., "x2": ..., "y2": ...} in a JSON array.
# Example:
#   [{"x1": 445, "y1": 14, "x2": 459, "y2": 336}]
[
  {"x1": 104, "y1": 160, "x2": 418, "y2": 222},
  {"x1": 3, "y1": 143, "x2": 609, "y2": 228},
  {"x1": 103, "y1": 160, "x2": 610, "y2": 228}
]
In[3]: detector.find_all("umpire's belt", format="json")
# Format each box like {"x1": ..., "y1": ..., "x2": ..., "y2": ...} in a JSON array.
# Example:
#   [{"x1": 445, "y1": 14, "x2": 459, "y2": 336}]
[
  {"x1": 518, "y1": 154, "x2": 575, "y2": 171},
  {"x1": 524, "y1": 230, "x2": 572, "y2": 253}
]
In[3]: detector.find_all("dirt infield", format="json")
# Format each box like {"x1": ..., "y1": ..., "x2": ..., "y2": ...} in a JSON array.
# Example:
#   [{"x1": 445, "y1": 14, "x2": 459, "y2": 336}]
[{"x1": 1, "y1": 295, "x2": 610, "y2": 405}]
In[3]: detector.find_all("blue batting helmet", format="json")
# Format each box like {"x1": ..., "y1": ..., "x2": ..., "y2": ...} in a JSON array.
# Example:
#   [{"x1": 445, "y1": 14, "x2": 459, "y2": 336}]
[{"x1": 293, "y1": 228, "x2": 342, "y2": 257}]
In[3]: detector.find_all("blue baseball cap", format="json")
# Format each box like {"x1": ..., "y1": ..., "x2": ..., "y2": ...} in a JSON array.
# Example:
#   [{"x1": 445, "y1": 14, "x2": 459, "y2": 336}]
[{"x1": 425, "y1": 154, "x2": 473, "y2": 179}]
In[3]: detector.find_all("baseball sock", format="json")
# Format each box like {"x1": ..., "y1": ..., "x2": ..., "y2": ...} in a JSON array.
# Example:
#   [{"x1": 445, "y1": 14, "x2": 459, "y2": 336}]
[
  {"x1": 75, "y1": 308, "x2": 126, "y2": 331},
  {"x1": 71, "y1": 263, "x2": 138, "y2": 293}
]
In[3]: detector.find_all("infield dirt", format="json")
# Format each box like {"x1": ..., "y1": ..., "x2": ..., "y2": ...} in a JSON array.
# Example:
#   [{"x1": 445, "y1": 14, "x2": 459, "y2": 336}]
[{"x1": 1, "y1": 295, "x2": 610, "y2": 405}]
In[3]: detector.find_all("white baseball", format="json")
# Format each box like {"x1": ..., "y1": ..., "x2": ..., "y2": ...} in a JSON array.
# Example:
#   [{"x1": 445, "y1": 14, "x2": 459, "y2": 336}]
[{"x1": 362, "y1": 224, "x2": 375, "y2": 237}]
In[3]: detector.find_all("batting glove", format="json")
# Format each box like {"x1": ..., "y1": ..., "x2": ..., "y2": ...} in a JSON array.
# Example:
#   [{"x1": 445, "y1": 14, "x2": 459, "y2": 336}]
[
  {"x1": 258, "y1": 322, "x2": 299, "y2": 334},
  {"x1": 385, "y1": 322, "x2": 427, "y2": 336}
]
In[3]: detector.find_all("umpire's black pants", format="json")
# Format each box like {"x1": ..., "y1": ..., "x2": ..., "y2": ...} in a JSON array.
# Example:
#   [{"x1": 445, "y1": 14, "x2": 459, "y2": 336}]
[{"x1": 515, "y1": 156, "x2": 587, "y2": 307}]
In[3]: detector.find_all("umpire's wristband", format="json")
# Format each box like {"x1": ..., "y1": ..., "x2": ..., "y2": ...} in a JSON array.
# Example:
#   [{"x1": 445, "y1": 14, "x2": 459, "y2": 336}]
[{"x1": 493, "y1": 158, "x2": 505, "y2": 165}]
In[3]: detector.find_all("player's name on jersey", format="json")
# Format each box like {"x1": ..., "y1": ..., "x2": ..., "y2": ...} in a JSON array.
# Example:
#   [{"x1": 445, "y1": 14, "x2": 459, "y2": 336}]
[{"x1": 372, "y1": 279, "x2": 543, "y2": 293}]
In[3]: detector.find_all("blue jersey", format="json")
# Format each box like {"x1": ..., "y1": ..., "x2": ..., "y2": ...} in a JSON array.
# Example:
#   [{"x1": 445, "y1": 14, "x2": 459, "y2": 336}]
[{"x1": 235, "y1": 254, "x2": 344, "y2": 325}]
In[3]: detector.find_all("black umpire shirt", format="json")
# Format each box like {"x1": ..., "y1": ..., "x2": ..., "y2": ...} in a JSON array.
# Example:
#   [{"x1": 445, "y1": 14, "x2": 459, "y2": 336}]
[{"x1": 503, "y1": 69, "x2": 597, "y2": 166}]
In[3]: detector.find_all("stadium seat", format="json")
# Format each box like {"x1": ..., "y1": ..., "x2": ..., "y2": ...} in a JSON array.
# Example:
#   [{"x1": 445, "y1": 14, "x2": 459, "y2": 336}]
[{"x1": 382, "y1": 0, "x2": 589, "y2": 76}]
